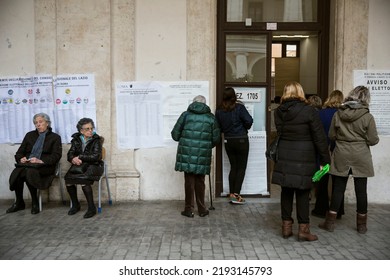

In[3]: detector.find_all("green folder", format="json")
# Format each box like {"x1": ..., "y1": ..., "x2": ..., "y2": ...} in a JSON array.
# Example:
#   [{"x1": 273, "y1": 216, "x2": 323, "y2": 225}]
[{"x1": 312, "y1": 164, "x2": 330, "y2": 182}]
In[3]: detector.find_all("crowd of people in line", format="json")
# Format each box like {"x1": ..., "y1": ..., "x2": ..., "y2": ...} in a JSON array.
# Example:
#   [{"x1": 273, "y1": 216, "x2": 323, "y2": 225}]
[{"x1": 6, "y1": 82, "x2": 379, "y2": 241}]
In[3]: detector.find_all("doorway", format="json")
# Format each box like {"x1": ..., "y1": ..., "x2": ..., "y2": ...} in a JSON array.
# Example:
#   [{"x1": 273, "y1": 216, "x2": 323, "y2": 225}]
[{"x1": 216, "y1": 0, "x2": 330, "y2": 197}]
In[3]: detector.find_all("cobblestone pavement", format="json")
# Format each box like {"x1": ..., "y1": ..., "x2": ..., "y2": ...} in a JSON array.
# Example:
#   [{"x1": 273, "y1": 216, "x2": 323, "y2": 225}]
[{"x1": 0, "y1": 198, "x2": 389, "y2": 260}]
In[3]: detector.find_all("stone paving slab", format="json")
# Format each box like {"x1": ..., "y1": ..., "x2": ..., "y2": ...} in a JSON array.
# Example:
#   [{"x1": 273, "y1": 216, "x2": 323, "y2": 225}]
[{"x1": 0, "y1": 199, "x2": 389, "y2": 260}]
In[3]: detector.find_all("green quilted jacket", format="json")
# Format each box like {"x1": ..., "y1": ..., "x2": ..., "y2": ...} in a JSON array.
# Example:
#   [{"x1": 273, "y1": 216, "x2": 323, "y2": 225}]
[{"x1": 171, "y1": 101, "x2": 220, "y2": 175}]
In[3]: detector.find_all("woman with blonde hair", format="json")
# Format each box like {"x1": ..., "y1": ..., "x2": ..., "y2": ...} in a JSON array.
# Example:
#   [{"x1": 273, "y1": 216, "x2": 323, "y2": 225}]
[{"x1": 272, "y1": 82, "x2": 330, "y2": 241}]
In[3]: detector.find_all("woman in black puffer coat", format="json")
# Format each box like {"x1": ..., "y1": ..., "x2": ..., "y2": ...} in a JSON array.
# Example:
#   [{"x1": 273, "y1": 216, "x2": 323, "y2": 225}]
[
  {"x1": 272, "y1": 82, "x2": 330, "y2": 241},
  {"x1": 64, "y1": 118, "x2": 104, "y2": 218}
]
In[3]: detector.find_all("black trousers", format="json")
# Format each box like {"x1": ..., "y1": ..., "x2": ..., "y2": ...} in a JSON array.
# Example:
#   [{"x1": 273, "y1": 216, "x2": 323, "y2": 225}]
[
  {"x1": 12, "y1": 169, "x2": 38, "y2": 205},
  {"x1": 281, "y1": 187, "x2": 311, "y2": 224},
  {"x1": 330, "y1": 175, "x2": 367, "y2": 214},
  {"x1": 312, "y1": 174, "x2": 345, "y2": 216},
  {"x1": 184, "y1": 172, "x2": 206, "y2": 213},
  {"x1": 225, "y1": 137, "x2": 249, "y2": 194}
]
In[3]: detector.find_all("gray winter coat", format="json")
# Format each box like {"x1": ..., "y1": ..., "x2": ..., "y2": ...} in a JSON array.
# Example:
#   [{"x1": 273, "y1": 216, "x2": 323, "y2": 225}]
[{"x1": 329, "y1": 101, "x2": 379, "y2": 177}]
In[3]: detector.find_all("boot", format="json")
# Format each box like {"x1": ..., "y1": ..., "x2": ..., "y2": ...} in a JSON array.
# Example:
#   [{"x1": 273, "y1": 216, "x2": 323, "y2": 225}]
[
  {"x1": 6, "y1": 183, "x2": 25, "y2": 213},
  {"x1": 357, "y1": 213, "x2": 367, "y2": 234},
  {"x1": 82, "y1": 185, "x2": 96, "y2": 219},
  {"x1": 298, "y1": 224, "x2": 318, "y2": 242},
  {"x1": 27, "y1": 185, "x2": 40, "y2": 214},
  {"x1": 6, "y1": 200, "x2": 26, "y2": 213},
  {"x1": 318, "y1": 211, "x2": 337, "y2": 232},
  {"x1": 282, "y1": 219, "x2": 294, "y2": 239},
  {"x1": 66, "y1": 185, "x2": 80, "y2": 215}
]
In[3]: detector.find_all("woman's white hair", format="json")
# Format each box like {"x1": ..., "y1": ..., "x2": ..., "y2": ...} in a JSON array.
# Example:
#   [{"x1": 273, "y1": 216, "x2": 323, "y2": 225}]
[{"x1": 193, "y1": 95, "x2": 206, "y2": 104}]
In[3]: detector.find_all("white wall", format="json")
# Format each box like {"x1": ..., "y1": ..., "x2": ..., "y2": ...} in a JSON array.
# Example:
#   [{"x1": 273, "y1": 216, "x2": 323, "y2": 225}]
[
  {"x1": 0, "y1": 0, "x2": 35, "y2": 199},
  {"x1": 365, "y1": 0, "x2": 390, "y2": 203},
  {"x1": 0, "y1": 0, "x2": 35, "y2": 75}
]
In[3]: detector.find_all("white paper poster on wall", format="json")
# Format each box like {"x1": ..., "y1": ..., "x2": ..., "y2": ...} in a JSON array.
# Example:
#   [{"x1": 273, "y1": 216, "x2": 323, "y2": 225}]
[
  {"x1": 115, "y1": 81, "x2": 209, "y2": 149},
  {"x1": 162, "y1": 81, "x2": 209, "y2": 142},
  {"x1": 54, "y1": 74, "x2": 96, "y2": 143},
  {"x1": 116, "y1": 81, "x2": 164, "y2": 149},
  {"x1": 0, "y1": 75, "x2": 55, "y2": 143},
  {"x1": 354, "y1": 70, "x2": 390, "y2": 136},
  {"x1": 222, "y1": 131, "x2": 268, "y2": 195}
]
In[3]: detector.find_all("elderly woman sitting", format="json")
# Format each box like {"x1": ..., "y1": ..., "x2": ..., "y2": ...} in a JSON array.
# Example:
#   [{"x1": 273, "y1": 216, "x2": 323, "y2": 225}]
[
  {"x1": 64, "y1": 118, "x2": 104, "y2": 219},
  {"x1": 6, "y1": 113, "x2": 62, "y2": 215}
]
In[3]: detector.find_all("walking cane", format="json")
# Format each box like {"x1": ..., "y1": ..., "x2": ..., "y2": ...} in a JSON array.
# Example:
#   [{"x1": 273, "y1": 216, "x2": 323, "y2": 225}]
[{"x1": 208, "y1": 174, "x2": 215, "y2": 210}]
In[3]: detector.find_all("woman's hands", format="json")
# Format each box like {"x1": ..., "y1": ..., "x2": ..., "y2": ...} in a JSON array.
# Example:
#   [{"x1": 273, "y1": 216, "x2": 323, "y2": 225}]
[
  {"x1": 71, "y1": 156, "x2": 83, "y2": 165},
  {"x1": 20, "y1": 157, "x2": 43, "y2": 164}
]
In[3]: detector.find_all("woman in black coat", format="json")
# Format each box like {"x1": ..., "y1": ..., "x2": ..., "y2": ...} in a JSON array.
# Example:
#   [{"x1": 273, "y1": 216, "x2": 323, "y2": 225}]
[
  {"x1": 6, "y1": 113, "x2": 62, "y2": 215},
  {"x1": 64, "y1": 118, "x2": 103, "y2": 218},
  {"x1": 272, "y1": 82, "x2": 330, "y2": 241}
]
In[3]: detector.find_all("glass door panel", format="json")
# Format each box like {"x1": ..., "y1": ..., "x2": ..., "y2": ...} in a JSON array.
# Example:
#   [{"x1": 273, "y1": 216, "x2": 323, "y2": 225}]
[{"x1": 225, "y1": 34, "x2": 267, "y2": 83}]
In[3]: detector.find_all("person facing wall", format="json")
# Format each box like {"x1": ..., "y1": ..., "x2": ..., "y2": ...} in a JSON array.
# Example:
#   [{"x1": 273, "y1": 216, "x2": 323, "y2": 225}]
[
  {"x1": 171, "y1": 95, "x2": 220, "y2": 218},
  {"x1": 319, "y1": 86, "x2": 379, "y2": 234},
  {"x1": 272, "y1": 81, "x2": 330, "y2": 242},
  {"x1": 215, "y1": 87, "x2": 253, "y2": 204}
]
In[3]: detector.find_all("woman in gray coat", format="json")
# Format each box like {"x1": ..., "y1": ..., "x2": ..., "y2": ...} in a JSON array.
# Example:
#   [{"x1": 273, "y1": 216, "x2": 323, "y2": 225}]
[{"x1": 319, "y1": 86, "x2": 379, "y2": 234}]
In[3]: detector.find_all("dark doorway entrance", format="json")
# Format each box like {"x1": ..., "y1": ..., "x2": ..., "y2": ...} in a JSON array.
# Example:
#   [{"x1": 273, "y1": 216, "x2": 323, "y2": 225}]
[{"x1": 216, "y1": 0, "x2": 330, "y2": 197}]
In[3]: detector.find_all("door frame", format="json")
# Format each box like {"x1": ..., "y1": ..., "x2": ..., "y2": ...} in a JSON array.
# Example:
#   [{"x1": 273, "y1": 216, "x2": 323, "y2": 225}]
[{"x1": 215, "y1": 0, "x2": 330, "y2": 197}]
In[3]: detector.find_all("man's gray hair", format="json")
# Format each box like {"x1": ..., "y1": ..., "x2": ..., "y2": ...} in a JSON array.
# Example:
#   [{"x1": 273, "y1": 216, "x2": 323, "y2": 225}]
[
  {"x1": 33, "y1": 112, "x2": 51, "y2": 127},
  {"x1": 193, "y1": 95, "x2": 206, "y2": 104}
]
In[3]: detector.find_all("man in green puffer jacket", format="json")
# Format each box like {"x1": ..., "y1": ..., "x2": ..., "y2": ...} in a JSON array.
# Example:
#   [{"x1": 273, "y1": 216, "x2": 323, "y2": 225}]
[{"x1": 171, "y1": 95, "x2": 220, "y2": 218}]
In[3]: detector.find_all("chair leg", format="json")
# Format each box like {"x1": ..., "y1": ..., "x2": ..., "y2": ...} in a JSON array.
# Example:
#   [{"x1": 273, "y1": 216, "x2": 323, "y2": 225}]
[
  {"x1": 38, "y1": 189, "x2": 42, "y2": 212},
  {"x1": 105, "y1": 172, "x2": 112, "y2": 205},
  {"x1": 98, "y1": 180, "x2": 102, "y2": 214}
]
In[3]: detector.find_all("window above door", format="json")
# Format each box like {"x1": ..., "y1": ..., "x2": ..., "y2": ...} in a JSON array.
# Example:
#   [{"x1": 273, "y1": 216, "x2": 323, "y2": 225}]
[{"x1": 226, "y1": 0, "x2": 318, "y2": 23}]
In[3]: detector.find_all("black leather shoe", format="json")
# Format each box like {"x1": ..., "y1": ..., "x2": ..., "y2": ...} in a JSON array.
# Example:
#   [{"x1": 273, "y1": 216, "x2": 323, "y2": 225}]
[
  {"x1": 31, "y1": 205, "x2": 40, "y2": 215},
  {"x1": 83, "y1": 209, "x2": 96, "y2": 219},
  {"x1": 6, "y1": 202, "x2": 26, "y2": 213},
  {"x1": 68, "y1": 205, "x2": 81, "y2": 215},
  {"x1": 181, "y1": 210, "x2": 194, "y2": 218},
  {"x1": 199, "y1": 210, "x2": 209, "y2": 217}
]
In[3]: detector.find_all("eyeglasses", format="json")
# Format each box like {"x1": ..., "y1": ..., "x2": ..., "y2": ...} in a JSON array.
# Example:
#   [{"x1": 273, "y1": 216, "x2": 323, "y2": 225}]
[{"x1": 81, "y1": 127, "x2": 94, "y2": 131}]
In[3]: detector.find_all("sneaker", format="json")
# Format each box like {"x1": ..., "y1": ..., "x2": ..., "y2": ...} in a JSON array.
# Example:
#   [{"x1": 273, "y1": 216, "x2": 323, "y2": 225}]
[
  {"x1": 229, "y1": 193, "x2": 238, "y2": 203},
  {"x1": 231, "y1": 194, "x2": 246, "y2": 205}
]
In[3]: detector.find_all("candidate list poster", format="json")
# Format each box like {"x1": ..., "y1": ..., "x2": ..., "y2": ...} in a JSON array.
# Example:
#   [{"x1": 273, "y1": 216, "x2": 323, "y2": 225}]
[
  {"x1": 0, "y1": 75, "x2": 54, "y2": 143},
  {"x1": 116, "y1": 81, "x2": 164, "y2": 149},
  {"x1": 162, "y1": 81, "x2": 209, "y2": 142},
  {"x1": 54, "y1": 74, "x2": 96, "y2": 143},
  {"x1": 354, "y1": 70, "x2": 390, "y2": 136}
]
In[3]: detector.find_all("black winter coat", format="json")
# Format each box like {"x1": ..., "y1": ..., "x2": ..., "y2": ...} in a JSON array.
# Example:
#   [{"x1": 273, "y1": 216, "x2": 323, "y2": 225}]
[
  {"x1": 9, "y1": 127, "x2": 62, "y2": 190},
  {"x1": 64, "y1": 133, "x2": 104, "y2": 184},
  {"x1": 215, "y1": 102, "x2": 253, "y2": 138},
  {"x1": 272, "y1": 99, "x2": 330, "y2": 190}
]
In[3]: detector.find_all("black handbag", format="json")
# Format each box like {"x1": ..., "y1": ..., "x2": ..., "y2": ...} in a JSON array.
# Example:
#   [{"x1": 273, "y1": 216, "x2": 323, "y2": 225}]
[
  {"x1": 68, "y1": 163, "x2": 89, "y2": 174},
  {"x1": 265, "y1": 135, "x2": 280, "y2": 162},
  {"x1": 265, "y1": 116, "x2": 284, "y2": 162}
]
